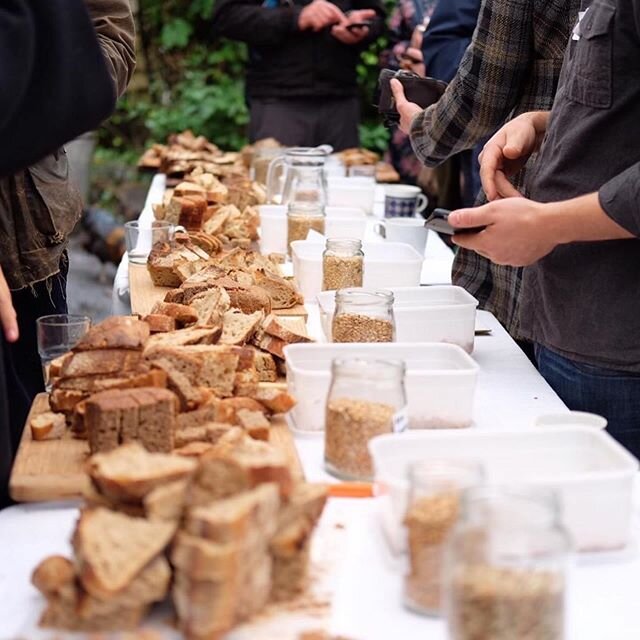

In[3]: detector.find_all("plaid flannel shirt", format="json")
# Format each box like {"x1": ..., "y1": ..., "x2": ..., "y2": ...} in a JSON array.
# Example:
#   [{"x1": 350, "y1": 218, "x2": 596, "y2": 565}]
[{"x1": 409, "y1": 0, "x2": 580, "y2": 338}]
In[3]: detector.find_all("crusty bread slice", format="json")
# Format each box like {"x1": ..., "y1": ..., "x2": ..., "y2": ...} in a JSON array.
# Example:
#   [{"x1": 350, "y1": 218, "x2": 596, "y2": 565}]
[
  {"x1": 30, "y1": 411, "x2": 66, "y2": 441},
  {"x1": 174, "y1": 441, "x2": 216, "y2": 458},
  {"x1": 219, "y1": 309, "x2": 263, "y2": 346},
  {"x1": 53, "y1": 368, "x2": 167, "y2": 393},
  {"x1": 74, "y1": 316, "x2": 150, "y2": 351},
  {"x1": 60, "y1": 349, "x2": 143, "y2": 379},
  {"x1": 262, "y1": 313, "x2": 311, "y2": 344},
  {"x1": 143, "y1": 326, "x2": 221, "y2": 355},
  {"x1": 252, "y1": 269, "x2": 303, "y2": 309},
  {"x1": 142, "y1": 313, "x2": 176, "y2": 333},
  {"x1": 88, "y1": 442, "x2": 197, "y2": 502},
  {"x1": 174, "y1": 423, "x2": 233, "y2": 448},
  {"x1": 151, "y1": 358, "x2": 205, "y2": 412},
  {"x1": 251, "y1": 328, "x2": 287, "y2": 359},
  {"x1": 149, "y1": 302, "x2": 199, "y2": 327},
  {"x1": 143, "y1": 478, "x2": 190, "y2": 522},
  {"x1": 235, "y1": 408, "x2": 270, "y2": 441},
  {"x1": 253, "y1": 349, "x2": 278, "y2": 382},
  {"x1": 253, "y1": 387, "x2": 296, "y2": 414},
  {"x1": 72, "y1": 507, "x2": 177, "y2": 599},
  {"x1": 171, "y1": 532, "x2": 241, "y2": 581},
  {"x1": 189, "y1": 286, "x2": 230, "y2": 327}
]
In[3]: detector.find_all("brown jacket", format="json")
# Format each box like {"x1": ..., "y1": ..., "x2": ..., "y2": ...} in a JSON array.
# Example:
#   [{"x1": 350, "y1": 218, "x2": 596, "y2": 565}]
[{"x1": 0, "y1": 0, "x2": 136, "y2": 291}]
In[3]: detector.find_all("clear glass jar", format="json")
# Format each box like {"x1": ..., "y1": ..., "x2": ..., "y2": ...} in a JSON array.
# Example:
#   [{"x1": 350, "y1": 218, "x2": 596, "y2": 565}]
[
  {"x1": 322, "y1": 238, "x2": 364, "y2": 291},
  {"x1": 324, "y1": 358, "x2": 407, "y2": 481},
  {"x1": 332, "y1": 288, "x2": 395, "y2": 343},
  {"x1": 403, "y1": 460, "x2": 484, "y2": 617},
  {"x1": 444, "y1": 487, "x2": 569, "y2": 640},
  {"x1": 287, "y1": 203, "x2": 325, "y2": 254},
  {"x1": 251, "y1": 146, "x2": 283, "y2": 185}
]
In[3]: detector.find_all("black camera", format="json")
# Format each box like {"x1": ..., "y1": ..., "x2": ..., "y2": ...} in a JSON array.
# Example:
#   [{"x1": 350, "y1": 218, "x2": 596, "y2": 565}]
[{"x1": 376, "y1": 69, "x2": 447, "y2": 127}]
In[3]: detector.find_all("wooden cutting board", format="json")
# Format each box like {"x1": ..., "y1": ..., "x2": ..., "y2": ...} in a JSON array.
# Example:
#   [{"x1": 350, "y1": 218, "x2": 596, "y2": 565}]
[
  {"x1": 10, "y1": 393, "x2": 304, "y2": 503},
  {"x1": 129, "y1": 263, "x2": 308, "y2": 320}
]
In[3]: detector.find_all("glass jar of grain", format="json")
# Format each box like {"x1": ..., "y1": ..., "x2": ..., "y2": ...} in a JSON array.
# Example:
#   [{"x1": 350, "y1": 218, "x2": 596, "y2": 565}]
[
  {"x1": 324, "y1": 358, "x2": 407, "y2": 481},
  {"x1": 444, "y1": 487, "x2": 569, "y2": 640},
  {"x1": 403, "y1": 460, "x2": 484, "y2": 617},
  {"x1": 322, "y1": 238, "x2": 364, "y2": 291},
  {"x1": 332, "y1": 288, "x2": 395, "y2": 343},
  {"x1": 287, "y1": 203, "x2": 325, "y2": 254}
]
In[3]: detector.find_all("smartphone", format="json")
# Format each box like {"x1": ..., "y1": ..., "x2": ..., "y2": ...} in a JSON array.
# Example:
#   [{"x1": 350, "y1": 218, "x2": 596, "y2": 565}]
[
  {"x1": 347, "y1": 21, "x2": 372, "y2": 31},
  {"x1": 424, "y1": 208, "x2": 487, "y2": 235}
]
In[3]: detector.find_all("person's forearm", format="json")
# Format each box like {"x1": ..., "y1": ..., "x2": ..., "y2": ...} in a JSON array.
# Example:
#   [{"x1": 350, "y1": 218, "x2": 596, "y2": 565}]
[{"x1": 544, "y1": 192, "x2": 635, "y2": 244}]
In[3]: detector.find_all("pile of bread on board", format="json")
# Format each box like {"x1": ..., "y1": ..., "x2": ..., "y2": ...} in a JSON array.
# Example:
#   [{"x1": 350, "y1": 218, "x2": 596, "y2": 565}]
[
  {"x1": 32, "y1": 437, "x2": 327, "y2": 636},
  {"x1": 37, "y1": 312, "x2": 310, "y2": 453}
]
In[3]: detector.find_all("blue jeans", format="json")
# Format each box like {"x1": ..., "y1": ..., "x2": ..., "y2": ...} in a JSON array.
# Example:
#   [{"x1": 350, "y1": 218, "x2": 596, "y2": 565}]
[{"x1": 536, "y1": 345, "x2": 640, "y2": 458}]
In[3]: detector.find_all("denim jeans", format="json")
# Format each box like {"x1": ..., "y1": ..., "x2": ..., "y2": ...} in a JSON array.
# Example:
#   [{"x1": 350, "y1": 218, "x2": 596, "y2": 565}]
[{"x1": 535, "y1": 344, "x2": 640, "y2": 458}]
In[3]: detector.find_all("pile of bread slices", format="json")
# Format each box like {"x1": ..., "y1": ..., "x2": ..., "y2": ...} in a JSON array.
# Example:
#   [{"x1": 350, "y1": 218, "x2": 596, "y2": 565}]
[
  {"x1": 33, "y1": 438, "x2": 327, "y2": 636},
  {"x1": 39, "y1": 312, "x2": 308, "y2": 454}
]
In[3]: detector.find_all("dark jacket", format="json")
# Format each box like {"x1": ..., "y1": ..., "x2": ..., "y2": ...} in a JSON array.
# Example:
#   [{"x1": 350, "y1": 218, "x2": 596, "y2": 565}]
[
  {"x1": 0, "y1": 0, "x2": 136, "y2": 291},
  {"x1": 211, "y1": 0, "x2": 386, "y2": 99},
  {"x1": 421, "y1": 0, "x2": 480, "y2": 83}
]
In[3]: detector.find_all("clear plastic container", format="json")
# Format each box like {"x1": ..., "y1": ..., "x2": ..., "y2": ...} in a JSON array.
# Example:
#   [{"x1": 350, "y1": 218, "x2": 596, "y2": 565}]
[
  {"x1": 444, "y1": 487, "x2": 570, "y2": 640},
  {"x1": 324, "y1": 358, "x2": 407, "y2": 481},
  {"x1": 287, "y1": 203, "x2": 325, "y2": 254},
  {"x1": 322, "y1": 238, "x2": 364, "y2": 291},
  {"x1": 403, "y1": 460, "x2": 484, "y2": 617},
  {"x1": 332, "y1": 289, "x2": 395, "y2": 343}
]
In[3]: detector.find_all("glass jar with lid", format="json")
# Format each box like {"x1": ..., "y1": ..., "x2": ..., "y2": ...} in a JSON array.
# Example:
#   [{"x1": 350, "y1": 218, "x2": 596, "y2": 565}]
[
  {"x1": 403, "y1": 460, "x2": 484, "y2": 617},
  {"x1": 287, "y1": 203, "x2": 325, "y2": 254},
  {"x1": 332, "y1": 288, "x2": 395, "y2": 343},
  {"x1": 444, "y1": 486, "x2": 569, "y2": 640},
  {"x1": 324, "y1": 358, "x2": 407, "y2": 481},
  {"x1": 322, "y1": 238, "x2": 364, "y2": 291}
]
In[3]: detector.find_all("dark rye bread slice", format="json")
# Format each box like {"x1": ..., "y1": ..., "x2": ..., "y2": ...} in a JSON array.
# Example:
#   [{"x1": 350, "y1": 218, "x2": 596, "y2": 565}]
[
  {"x1": 71, "y1": 507, "x2": 177, "y2": 600},
  {"x1": 74, "y1": 316, "x2": 150, "y2": 351}
]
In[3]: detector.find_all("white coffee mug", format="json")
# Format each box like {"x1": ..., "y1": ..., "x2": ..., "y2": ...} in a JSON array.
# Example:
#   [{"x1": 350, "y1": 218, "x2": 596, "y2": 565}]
[{"x1": 374, "y1": 217, "x2": 428, "y2": 255}]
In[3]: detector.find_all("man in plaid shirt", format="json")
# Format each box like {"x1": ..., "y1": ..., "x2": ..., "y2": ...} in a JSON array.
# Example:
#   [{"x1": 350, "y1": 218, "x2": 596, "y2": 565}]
[{"x1": 391, "y1": 0, "x2": 580, "y2": 346}]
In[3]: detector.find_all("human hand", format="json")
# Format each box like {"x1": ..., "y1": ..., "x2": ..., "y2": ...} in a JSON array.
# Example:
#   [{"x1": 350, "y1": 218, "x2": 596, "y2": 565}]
[
  {"x1": 331, "y1": 10, "x2": 376, "y2": 44},
  {"x1": 0, "y1": 266, "x2": 18, "y2": 342},
  {"x1": 478, "y1": 112, "x2": 548, "y2": 201},
  {"x1": 400, "y1": 46, "x2": 425, "y2": 76},
  {"x1": 448, "y1": 197, "x2": 558, "y2": 266},
  {"x1": 390, "y1": 78, "x2": 423, "y2": 133},
  {"x1": 299, "y1": 0, "x2": 345, "y2": 31}
]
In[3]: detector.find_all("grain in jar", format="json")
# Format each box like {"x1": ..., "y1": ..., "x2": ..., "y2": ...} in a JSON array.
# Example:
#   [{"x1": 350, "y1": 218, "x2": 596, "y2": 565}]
[
  {"x1": 322, "y1": 238, "x2": 364, "y2": 291},
  {"x1": 287, "y1": 203, "x2": 325, "y2": 253},
  {"x1": 403, "y1": 461, "x2": 484, "y2": 616},
  {"x1": 331, "y1": 289, "x2": 395, "y2": 343},
  {"x1": 324, "y1": 359, "x2": 407, "y2": 481}
]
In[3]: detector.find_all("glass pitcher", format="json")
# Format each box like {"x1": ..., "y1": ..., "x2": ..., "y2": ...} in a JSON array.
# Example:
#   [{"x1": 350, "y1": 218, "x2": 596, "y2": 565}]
[{"x1": 266, "y1": 147, "x2": 329, "y2": 206}]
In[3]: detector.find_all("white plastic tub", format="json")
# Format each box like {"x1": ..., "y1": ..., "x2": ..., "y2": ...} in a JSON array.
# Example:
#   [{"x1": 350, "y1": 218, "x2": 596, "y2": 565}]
[
  {"x1": 291, "y1": 241, "x2": 424, "y2": 301},
  {"x1": 317, "y1": 285, "x2": 478, "y2": 351},
  {"x1": 369, "y1": 427, "x2": 639, "y2": 554},
  {"x1": 327, "y1": 177, "x2": 376, "y2": 214},
  {"x1": 258, "y1": 205, "x2": 367, "y2": 255},
  {"x1": 284, "y1": 342, "x2": 478, "y2": 433}
]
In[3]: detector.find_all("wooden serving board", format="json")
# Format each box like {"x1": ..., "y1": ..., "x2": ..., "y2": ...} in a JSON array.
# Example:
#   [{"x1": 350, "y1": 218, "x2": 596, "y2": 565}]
[
  {"x1": 10, "y1": 392, "x2": 304, "y2": 503},
  {"x1": 129, "y1": 263, "x2": 308, "y2": 320}
]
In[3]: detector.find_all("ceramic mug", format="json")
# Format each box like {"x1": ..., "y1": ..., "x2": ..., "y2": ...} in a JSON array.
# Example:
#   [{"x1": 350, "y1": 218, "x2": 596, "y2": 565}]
[
  {"x1": 384, "y1": 185, "x2": 428, "y2": 218},
  {"x1": 374, "y1": 217, "x2": 428, "y2": 255}
]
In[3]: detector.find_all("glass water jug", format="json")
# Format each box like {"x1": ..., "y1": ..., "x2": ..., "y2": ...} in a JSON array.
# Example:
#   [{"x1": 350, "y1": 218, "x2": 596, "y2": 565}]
[{"x1": 266, "y1": 147, "x2": 329, "y2": 206}]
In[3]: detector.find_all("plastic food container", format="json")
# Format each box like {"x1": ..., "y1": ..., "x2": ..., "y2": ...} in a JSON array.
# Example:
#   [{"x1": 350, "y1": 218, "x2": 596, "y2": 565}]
[
  {"x1": 369, "y1": 427, "x2": 639, "y2": 554},
  {"x1": 318, "y1": 285, "x2": 478, "y2": 352},
  {"x1": 259, "y1": 205, "x2": 366, "y2": 255},
  {"x1": 284, "y1": 342, "x2": 478, "y2": 433},
  {"x1": 327, "y1": 177, "x2": 376, "y2": 215},
  {"x1": 291, "y1": 242, "x2": 424, "y2": 301}
]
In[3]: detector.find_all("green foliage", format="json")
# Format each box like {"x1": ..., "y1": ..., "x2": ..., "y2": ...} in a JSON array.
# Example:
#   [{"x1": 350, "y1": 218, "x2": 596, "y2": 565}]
[{"x1": 101, "y1": 1, "x2": 396, "y2": 156}]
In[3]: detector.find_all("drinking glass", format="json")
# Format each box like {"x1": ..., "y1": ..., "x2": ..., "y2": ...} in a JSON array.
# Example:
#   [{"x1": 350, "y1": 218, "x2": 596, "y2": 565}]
[
  {"x1": 37, "y1": 314, "x2": 91, "y2": 390},
  {"x1": 124, "y1": 220, "x2": 173, "y2": 264}
]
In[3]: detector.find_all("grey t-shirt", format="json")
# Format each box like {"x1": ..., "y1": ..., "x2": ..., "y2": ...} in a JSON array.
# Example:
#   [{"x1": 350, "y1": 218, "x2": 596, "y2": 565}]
[{"x1": 521, "y1": 0, "x2": 640, "y2": 371}]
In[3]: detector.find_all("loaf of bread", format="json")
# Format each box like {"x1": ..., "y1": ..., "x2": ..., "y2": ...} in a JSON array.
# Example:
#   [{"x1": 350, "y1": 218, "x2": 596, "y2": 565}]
[
  {"x1": 84, "y1": 387, "x2": 178, "y2": 454},
  {"x1": 74, "y1": 316, "x2": 150, "y2": 351}
]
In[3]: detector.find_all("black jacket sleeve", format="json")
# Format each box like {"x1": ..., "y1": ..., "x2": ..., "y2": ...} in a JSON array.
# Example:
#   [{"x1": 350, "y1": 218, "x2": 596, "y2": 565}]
[
  {"x1": 0, "y1": 0, "x2": 116, "y2": 177},
  {"x1": 211, "y1": 0, "x2": 302, "y2": 47},
  {"x1": 421, "y1": 0, "x2": 480, "y2": 83}
]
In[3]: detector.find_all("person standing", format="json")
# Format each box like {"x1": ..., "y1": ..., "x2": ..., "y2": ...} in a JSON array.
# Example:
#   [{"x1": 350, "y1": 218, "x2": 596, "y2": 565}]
[
  {"x1": 211, "y1": 0, "x2": 386, "y2": 150},
  {"x1": 446, "y1": 0, "x2": 640, "y2": 456},
  {"x1": 390, "y1": 0, "x2": 580, "y2": 350},
  {"x1": 0, "y1": 0, "x2": 117, "y2": 507}
]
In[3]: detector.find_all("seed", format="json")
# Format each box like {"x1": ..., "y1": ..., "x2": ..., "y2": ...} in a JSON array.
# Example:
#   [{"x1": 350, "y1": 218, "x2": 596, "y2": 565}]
[
  {"x1": 324, "y1": 397, "x2": 395, "y2": 479},
  {"x1": 332, "y1": 313, "x2": 394, "y2": 343},
  {"x1": 322, "y1": 255, "x2": 364, "y2": 291},
  {"x1": 287, "y1": 216, "x2": 325, "y2": 252}
]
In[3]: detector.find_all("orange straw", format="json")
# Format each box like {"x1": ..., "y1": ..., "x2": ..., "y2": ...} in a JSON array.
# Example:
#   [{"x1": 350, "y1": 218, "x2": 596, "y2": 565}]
[{"x1": 327, "y1": 482, "x2": 374, "y2": 498}]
